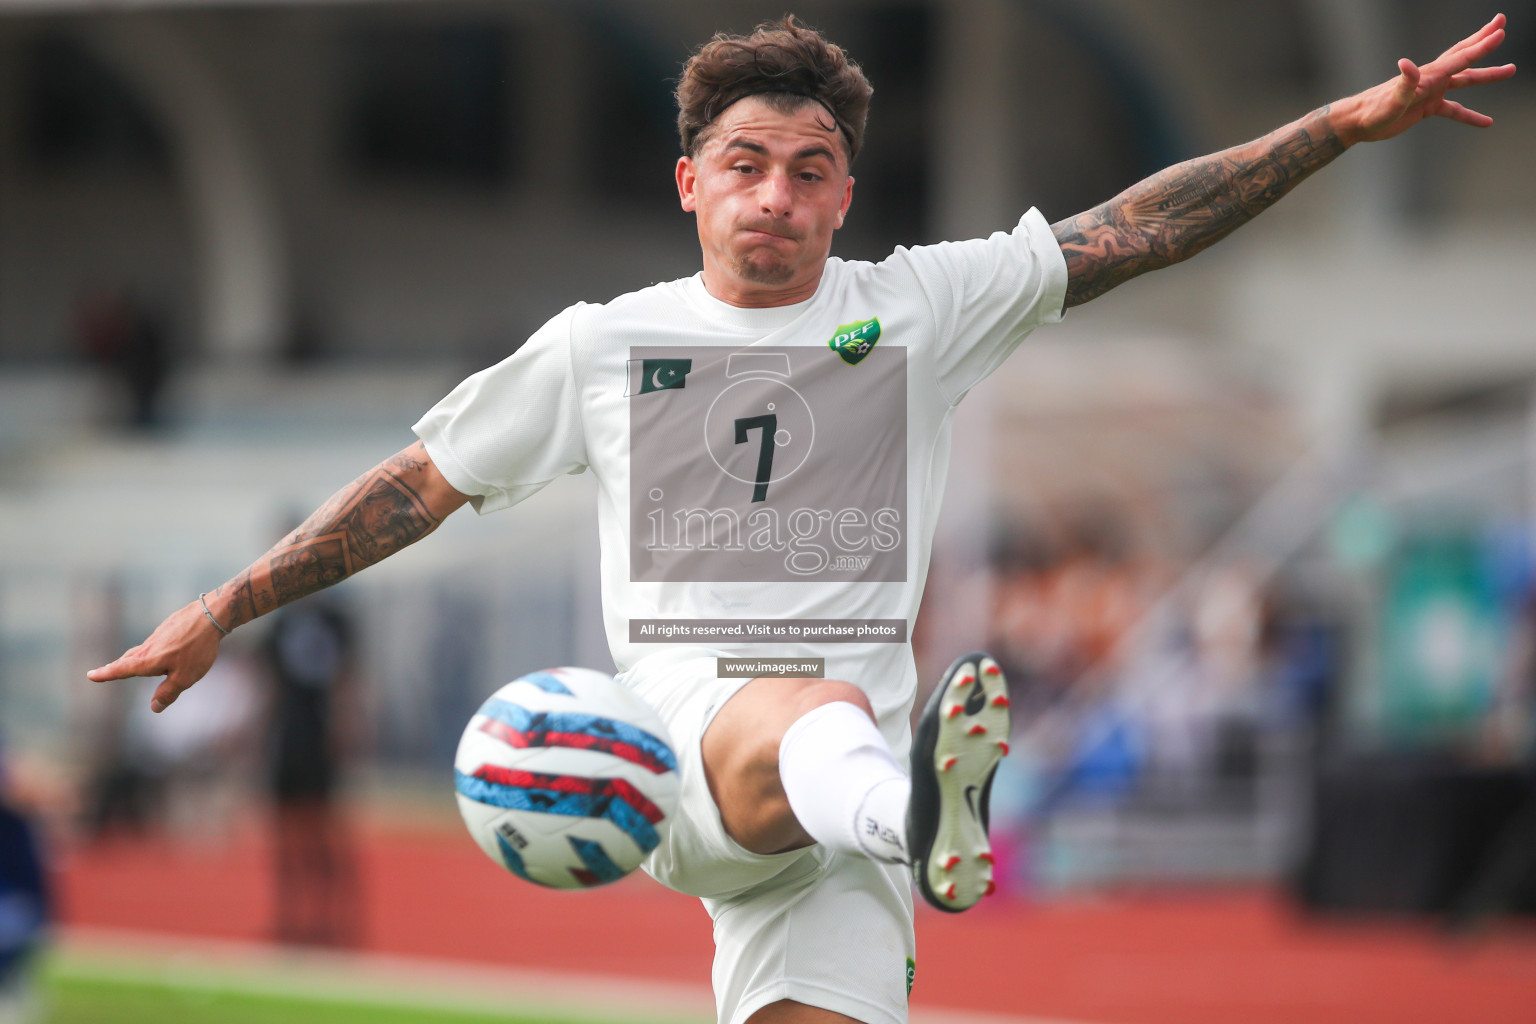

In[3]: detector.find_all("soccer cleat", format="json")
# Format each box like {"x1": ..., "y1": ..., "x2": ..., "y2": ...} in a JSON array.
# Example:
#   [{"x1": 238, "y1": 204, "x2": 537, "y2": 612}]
[{"x1": 907, "y1": 651, "x2": 1011, "y2": 912}]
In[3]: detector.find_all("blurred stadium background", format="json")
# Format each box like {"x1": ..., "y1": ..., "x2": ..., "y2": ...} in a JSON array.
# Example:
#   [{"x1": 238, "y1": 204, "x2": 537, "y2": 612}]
[{"x1": 0, "y1": 0, "x2": 1534, "y2": 1021}]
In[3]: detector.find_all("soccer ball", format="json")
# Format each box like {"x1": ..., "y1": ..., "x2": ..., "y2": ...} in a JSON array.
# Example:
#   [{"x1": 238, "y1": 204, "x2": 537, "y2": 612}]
[{"x1": 453, "y1": 667, "x2": 680, "y2": 889}]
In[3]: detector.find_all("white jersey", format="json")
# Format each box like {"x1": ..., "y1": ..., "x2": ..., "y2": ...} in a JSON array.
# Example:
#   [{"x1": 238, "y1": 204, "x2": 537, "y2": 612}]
[{"x1": 414, "y1": 209, "x2": 1067, "y2": 745}]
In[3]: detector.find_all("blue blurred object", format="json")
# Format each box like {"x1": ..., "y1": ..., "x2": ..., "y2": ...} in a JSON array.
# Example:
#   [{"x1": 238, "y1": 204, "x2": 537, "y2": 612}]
[
  {"x1": 1481, "y1": 522, "x2": 1533, "y2": 608},
  {"x1": 0, "y1": 755, "x2": 48, "y2": 1000},
  {"x1": 1037, "y1": 704, "x2": 1145, "y2": 812},
  {"x1": 1274, "y1": 616, "x2": 1340, "y2": 725}
]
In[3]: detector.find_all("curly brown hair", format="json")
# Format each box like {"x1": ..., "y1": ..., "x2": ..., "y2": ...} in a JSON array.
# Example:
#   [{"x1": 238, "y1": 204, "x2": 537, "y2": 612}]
[{"x1": 676, "y1": 16, "x2": 873, "y2": 163}]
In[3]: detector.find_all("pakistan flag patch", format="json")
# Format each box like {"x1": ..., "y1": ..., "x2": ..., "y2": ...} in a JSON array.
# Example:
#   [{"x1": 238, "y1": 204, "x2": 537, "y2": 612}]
[{"x1": 828, "y1": 318, "x2": 882, "y2": 366}]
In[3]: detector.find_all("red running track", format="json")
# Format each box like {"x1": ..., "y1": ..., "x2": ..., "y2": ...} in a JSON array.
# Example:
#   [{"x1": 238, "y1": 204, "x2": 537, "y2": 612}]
[{"x1": 57, "y1": 820, "x2": 1536, "y2": 1024}]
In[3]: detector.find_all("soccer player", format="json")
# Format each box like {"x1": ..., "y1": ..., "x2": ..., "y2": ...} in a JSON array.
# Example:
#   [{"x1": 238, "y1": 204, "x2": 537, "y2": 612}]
[{"x1": 91, "y1": 14, "x2": 1514, "y2": 1024}]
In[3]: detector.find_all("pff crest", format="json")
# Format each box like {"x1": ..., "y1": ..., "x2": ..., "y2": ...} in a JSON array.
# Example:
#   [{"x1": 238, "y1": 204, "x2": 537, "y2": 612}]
[{"x1": 828, "y1": 318, "x2": 882, "y2": 366}]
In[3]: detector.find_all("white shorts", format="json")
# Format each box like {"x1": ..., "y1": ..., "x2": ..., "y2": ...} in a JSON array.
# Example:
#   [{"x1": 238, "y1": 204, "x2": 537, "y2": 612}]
[{"x1": 623, "y1": 653, "x2": 916, "y2": 1024}]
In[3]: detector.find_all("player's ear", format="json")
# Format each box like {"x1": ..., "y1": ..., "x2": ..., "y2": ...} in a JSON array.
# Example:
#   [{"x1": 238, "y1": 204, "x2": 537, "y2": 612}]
[
  {"x1": 835, "y1": 175, "x2": 854, "y2": 229},
  {"x1": 677, "y1": 156, "x2": 698, "y2": 212}
]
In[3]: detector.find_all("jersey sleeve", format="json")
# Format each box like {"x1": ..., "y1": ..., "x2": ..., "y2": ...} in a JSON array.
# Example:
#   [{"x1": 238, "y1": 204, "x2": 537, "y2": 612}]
[
  {"x1": 412, "y1": 305, "x2": 589, "y2": 514},
  {"x1": 897, "y1": 207, "x2": 1068, "y2": 403}
]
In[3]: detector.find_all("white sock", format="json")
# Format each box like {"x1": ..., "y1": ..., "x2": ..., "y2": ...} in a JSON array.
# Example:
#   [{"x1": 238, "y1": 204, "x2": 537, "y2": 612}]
[{"x1": 778, "y1": 701, "x2": 911, "y2": 864}]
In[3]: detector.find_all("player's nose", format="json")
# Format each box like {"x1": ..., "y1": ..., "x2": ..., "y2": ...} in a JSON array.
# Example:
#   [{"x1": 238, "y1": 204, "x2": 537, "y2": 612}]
[{"x1": 757, "y1": 172, "x2": 794, "y2": 217}]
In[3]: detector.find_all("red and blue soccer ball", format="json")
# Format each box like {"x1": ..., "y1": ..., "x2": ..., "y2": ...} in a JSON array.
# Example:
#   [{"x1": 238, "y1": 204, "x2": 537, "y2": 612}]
[{"x1": 454, "y1": 667, "x2": 680, "y2": 889}]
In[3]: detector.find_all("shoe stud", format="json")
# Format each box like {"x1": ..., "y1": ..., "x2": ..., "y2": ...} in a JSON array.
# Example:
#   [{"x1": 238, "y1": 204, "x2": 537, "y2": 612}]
[
  {"x1": 992, "y1": 694, "x2": 1010, "y2": 707},
  {"x1": 983, "y1": 664, "x2": 1002, "y2": 676},
  {"x1": 939, "y1": 755, "x2": 958, "y2": 772},
  {"x1": 968, "y1": 724, "x2": 987, "y2": 736},
  {"x1": 941, "y1": 854, "x2": 961, "y2": 871},
  {"x1": 985, "y1": 880, "x2": 997, "y2": 897},
  {"x1": 942, "y1": 883, "x2": 957, "y2": 901},
  {"x1": 996, "y1": 740, "x2": 1010, "y2": 755}
]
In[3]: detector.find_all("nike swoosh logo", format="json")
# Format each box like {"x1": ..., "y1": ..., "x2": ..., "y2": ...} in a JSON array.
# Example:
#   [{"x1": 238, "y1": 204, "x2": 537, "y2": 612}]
[{"x1": 964, "y1": 784, "x2": 980, "y2": 819}]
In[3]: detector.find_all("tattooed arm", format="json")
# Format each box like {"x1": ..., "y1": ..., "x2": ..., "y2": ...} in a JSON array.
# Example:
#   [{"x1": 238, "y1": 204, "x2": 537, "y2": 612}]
[
  {"x1": 1051, "y1": 108, "x2": 1344, "y2": 308},
  {"x1": 1053, "y1": 13, "x2": 1514, "y2": 309},
  {"x1": 208, "y1": 442, "x2": 466, "y2": 626},
  {"x1": 87, "y1": 441, "x2": 471, "y2": 712}
]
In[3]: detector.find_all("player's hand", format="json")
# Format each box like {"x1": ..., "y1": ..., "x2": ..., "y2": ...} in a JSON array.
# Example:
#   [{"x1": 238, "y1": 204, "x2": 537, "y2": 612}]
[
  {"x1": 86, "y1": 600, "x2": 224, "y2": 713},
  {"x1": 1339, "y1": 13, "x2": 1515, "y2": 145}
]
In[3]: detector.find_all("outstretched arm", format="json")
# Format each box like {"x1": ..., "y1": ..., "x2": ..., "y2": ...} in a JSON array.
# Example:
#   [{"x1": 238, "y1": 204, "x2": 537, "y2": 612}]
[
  {"x1": 88, "y1": 441, "x2": 471, "y2": 712},
  {"x1": 1053, "y1": 13, "x2": 1516, "y2": 308}
]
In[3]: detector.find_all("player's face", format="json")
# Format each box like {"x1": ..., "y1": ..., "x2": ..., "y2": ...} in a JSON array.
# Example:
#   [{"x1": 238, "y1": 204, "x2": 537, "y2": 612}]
[{"x1": 677, "y1": 96, "x2": 854, "y2": 307}]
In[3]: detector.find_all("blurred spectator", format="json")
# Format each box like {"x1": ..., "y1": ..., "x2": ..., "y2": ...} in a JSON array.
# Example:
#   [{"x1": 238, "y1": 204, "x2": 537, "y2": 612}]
[
  {"x1": 74, "y1": 288, "x2": 172, "y2": 432},
  {"x1": 985, "y1": 500, "x2": 1363, "y2": 891},
  {"x1": 1194, "y1": 565, "x2": 1266, "y2": 792},
  {"x1": 987, "y1": 516, "x2": 1147, "y2": 711},
  {"x1": 988, "y1": 515, "x2": 1156, "y2": 792},
  {"x1": 80, "y1": 640, "x2": 256, "y2": 845},
  {"x1": 262, "y1": 592, "x2": 363, "y2": 947},
  {"x1": 122, "y1": 652, "x2": 259, "y2": 844},
  {"x1": 78, "y1": 577, "x2": 157, "y2": 842},
  {"x1": 80, "y1": 682, "x2": 158, "y2": 843},
  {"x1": 987, "y1": 530, "x2": 1059, "y2": 713},
  {"x1": 1484, "y1": 591, "x2": 1536, "y2": 766},
  {"x1": 0, "y1": 745, "x2": 48, "y2": 1024},
  {"x1": 1045, "y1": 516, "x2": 1141, "y2": 683},
  {"x1": 1448, "y1": 593, "x2": 1536, "y2": 928}
]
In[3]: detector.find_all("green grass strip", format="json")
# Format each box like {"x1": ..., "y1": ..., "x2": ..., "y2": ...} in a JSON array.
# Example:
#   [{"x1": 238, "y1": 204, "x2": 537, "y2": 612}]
[{"x1": 43, "y1": 969, "x2": 612, "y2": 1024}]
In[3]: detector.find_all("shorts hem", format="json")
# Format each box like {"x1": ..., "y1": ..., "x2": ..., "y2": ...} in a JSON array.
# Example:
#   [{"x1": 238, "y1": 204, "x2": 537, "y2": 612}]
[
  {"x1": 729, "y1": 980, "x2": 905, "y2": 1024},
  {"x1": 636, "y1": 662, "x2": 818, "y2": 899}
]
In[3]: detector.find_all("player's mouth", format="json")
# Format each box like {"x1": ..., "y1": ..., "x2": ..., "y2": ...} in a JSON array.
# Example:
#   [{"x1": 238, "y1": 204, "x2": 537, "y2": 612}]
[{"x1": 739, "y1": 225, "x2": 800, "y2": 243}]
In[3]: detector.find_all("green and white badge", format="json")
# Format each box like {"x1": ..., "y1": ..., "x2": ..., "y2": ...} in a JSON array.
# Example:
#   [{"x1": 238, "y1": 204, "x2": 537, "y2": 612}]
[{"x1": 828, "y1": 318, "x2": 881, "y2": 366}]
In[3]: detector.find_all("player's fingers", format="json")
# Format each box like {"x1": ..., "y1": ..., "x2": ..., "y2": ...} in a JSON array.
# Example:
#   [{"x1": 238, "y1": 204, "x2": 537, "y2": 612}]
[
  {"x1": 151, "y1": 673, "x2": 194, "y2": 714},
  {"x1": 1429, "y1": 25, "x2": 1504, "y2": 82},
  {"x1": 1444, "y1": 26, "x2": 1506, "y2": 72},
  {"x1": 1436, "y1": 98, "x2": 1494, "y2": 128},
  {"x1": 1449, "y1": 64, "x2": 1518, "y2": 89},
  {"x1": 87, "y1": 646, "x2": 161, "y2": 682},
  {"x1": 1393, "y1": 58, "x2": 1421, "y2": 101},
  {"x1": 85, "y1": 662, "x2": 118, "y2": 682},
  {"x1": 1446, "y1": 13, "x2": 1505, "y2": 58}
]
